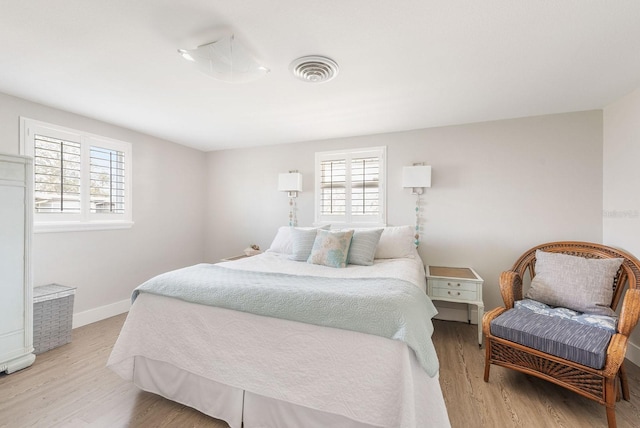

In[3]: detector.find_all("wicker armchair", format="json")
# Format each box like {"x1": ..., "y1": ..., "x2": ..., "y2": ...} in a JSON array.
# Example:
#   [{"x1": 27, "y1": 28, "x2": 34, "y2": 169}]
[{"x1": 483, "y1": 241, "x2": 640, "y2": 428}]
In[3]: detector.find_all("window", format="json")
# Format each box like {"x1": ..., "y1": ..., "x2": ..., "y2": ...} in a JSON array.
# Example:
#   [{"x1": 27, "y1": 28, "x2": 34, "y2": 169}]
[
  {"x1": 20, "y1": 118, "x2": 133, "y2": 232},
  {"x1": 315, "y1": 146, "x2": 386, "y2": 226}
]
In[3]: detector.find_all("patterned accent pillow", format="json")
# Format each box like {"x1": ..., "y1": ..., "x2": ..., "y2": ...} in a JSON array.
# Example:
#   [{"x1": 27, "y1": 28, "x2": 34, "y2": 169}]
[
  {"x1": 525, "y1": 250, "x2": 623, "y2": 316},
  {"x1": 288, "y1": 226, "x2": 330, "y2": 261},
  {"x1": 348, "y1": 228, "x2": 384, "y2": 266},
  {"x1": 307, "y1": 229, "x2": 354, "y2": 268}
]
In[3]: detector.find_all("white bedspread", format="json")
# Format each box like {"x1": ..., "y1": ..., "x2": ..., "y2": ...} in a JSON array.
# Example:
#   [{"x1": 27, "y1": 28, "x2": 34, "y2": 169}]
[
  {"x1": 131, "y1": 263, "x2": 439, "y2": 376},
  {"x1": 219, "y1": 251, "x2": 427, "y2": 292},
  {"x1": 107, "y1": 254, "x2": 450, "y2": 427}
]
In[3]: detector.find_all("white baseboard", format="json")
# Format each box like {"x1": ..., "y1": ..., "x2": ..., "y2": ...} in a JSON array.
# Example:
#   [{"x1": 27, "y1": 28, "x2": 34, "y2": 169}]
[
  {"x1": 470, "y1": 309, "x2": 478, "y2": 324},
  {"x1": 626, "y1": 340, "x2": 640, "y2": 367},
  {"x1": 432, "y1": 303, "x2": 479, "y2": 325},
  {"x1": 72, "y1": 298, "x2": 130, "y2": 329},
  {"x1": 432, "y1": 307, "x2": 468, "y2": 323}
]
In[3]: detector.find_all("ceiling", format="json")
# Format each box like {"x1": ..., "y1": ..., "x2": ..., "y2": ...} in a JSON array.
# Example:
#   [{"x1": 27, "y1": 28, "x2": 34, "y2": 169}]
[{"x1": 2, "y1": 1, "x2": 640, "y2": 152}]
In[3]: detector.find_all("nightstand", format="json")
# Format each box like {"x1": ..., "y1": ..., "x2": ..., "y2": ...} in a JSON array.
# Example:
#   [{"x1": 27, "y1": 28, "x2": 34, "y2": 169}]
[
  {"x1": 426, "y1": 265, "x2": 484, "y2": 346},
  {"x1": 219, "y1": 254, "x2": 251, "y2": 262},
  {"x1": 219, "y1": 251, "x2": 262, "y2": 262}
]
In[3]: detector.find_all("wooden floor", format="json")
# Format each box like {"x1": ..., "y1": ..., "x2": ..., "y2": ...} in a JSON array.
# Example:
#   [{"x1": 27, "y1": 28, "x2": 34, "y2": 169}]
[
  {"x1": 1, "y1": 315, "x2": 640, "y2": 427},
  {"x1": 434, "y1": 321, "x2": 640, "y2": 428}
]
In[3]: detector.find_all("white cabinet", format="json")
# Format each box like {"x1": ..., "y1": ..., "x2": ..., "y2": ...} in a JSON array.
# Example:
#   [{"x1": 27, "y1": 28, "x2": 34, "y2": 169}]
[{"x1": 0, "y1": 153, "x2": 35, "y2": 374}]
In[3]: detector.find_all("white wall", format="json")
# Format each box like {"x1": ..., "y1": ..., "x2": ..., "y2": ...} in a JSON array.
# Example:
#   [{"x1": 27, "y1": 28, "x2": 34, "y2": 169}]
[
  {"x1": 0, "y1": 87, "x2": 614, "y2": 346},
  {"x1": 206, "y1": 110, "x2": 604, "y2": 313},
  {"x1": 603, "y1": 87, "x2": 640, "y2": 356},
  {"x1": 0, "y1": 92, "x2": 207, "y2": 326}
]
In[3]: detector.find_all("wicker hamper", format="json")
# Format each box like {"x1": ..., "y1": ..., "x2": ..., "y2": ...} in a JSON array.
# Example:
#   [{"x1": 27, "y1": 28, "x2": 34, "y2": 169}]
[{"x1": 33, "y1": 284, "x2": 76, "y2": 355}]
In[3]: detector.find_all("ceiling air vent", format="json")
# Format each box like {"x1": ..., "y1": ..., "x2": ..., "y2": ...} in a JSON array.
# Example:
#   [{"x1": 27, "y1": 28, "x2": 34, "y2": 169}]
[{"x1": 290, "y1": 56, "x2": 339, "y2": 83}]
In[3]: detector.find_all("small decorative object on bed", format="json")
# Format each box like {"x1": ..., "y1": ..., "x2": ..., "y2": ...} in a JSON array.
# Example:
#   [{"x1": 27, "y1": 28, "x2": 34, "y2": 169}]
[
  {"x1": 483, "y1": 241, "x2": 640, "y2": 428},
  {"x1": 243, "y1": 244, "x2": 261, "y2": 256},
  {"x1": 108, "y1": 225, "x2": 451, "y2": 428}
]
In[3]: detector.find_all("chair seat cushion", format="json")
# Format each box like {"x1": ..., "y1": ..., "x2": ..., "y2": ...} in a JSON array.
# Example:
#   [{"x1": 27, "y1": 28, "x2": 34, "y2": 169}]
[
  {"x1": 490, "y1": 308, "x2": 614, "y2": 369},
  {"x1": 515, "y1": 299, "x2": 618, "y2": 333}
]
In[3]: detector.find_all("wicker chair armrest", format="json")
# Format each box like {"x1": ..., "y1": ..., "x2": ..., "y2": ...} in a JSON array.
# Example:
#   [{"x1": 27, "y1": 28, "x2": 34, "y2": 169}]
[
  {"x1": 482, "y1": 307, "x2": 507, "y2": 337},
  {"x1": 603, "y1": 333, "x2": 628, "y2": 377},
  {"x1": 499, "y1": 271, "x2": 523, "y2": 309},
  {"x1": 618, "y1": 288, "x2": 640, "y2": 337}
]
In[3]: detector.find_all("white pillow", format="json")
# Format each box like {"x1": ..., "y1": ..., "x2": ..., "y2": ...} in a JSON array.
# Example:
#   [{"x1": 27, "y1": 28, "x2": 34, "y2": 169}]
[
  {"x1": 374, "y1": 225, "x2": 416, "y2": 259},
  {"x1": 268, "y1": 225, "x2": 330, "y2": 256},
  {"x1": 267, "y1": 226, "x2": 294, "y2": 254}
]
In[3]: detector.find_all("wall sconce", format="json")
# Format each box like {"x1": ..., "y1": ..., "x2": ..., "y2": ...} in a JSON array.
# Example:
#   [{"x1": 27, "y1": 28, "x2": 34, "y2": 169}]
[
  {"x1": 278, "y1": 171, "x2": 303, "y2": 198},
  {"x1": 402, "y1": 164, "x2": 432, "y2": 195},
  {"x1": 402, "y1": 164, "x2": 432, "y2": 247},
  {"x1": 278, "y1": 171, "x2": 303, "y2": 226}
]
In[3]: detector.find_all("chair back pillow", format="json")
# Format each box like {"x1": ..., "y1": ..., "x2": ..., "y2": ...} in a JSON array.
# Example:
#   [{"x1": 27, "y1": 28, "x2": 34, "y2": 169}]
[{"x1": 525, "y1": 250, "x2": 623, "y2": 316}]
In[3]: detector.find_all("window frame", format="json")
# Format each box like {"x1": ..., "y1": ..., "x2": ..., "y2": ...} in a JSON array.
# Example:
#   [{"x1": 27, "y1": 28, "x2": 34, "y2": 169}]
[
  {"x1": 20, "y1": 117, "x2": 133, "y2": 233},
  {"x1": 314, "y1": 146, "x2": 386, "y2": 227}
]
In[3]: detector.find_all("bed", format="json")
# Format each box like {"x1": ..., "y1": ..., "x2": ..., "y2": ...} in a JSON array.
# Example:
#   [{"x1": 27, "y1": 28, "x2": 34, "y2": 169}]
[{"x1": 107, "y1": 226, "x2": 451, "y2": 428}]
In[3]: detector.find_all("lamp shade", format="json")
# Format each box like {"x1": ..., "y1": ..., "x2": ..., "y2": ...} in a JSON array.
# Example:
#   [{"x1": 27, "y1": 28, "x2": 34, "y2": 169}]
[
  {"x1": 278, "y1": 172, "x2": 303, "y2": 192},
  {"x1": 402, "y1": 165, "x2": 431, "y2": 188}
]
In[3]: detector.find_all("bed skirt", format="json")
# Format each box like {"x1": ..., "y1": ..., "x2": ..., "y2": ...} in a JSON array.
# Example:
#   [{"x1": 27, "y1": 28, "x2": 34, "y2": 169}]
[
  {"x1": 134, "y1": 355, "x2": 389, "y2": 428},
  {"x1": 108, "y1": 293, "x2": 451, "y2": 428}
]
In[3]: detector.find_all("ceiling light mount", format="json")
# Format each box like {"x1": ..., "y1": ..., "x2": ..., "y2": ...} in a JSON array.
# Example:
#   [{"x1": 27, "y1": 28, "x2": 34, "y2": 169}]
[
  {"x1": 290, "y1": 55, "x2": 339, "y2": 83},
  {"x1": 178, "y1": 34, "x2": 269, "y2": 83}
]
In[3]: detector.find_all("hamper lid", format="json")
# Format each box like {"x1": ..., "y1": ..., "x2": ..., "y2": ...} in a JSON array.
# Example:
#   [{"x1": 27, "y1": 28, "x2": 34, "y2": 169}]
[{"x1": 34, "y1": 283, "x2": 76, "y2": 302}]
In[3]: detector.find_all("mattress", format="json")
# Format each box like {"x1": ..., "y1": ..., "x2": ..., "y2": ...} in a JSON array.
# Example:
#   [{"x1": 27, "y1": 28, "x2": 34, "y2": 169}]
[{"x1": 107, "y1": 253, "x2": 450, "y2": 427}]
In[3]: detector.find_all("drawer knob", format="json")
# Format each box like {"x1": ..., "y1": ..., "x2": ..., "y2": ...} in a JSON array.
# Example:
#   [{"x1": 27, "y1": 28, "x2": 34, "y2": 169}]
[
  {"x1": 447, "y1": 282, "x2": 461, "y2": 287},
  {"x1": 448, "y1": 291, "x2": 461, "y2": 296}
]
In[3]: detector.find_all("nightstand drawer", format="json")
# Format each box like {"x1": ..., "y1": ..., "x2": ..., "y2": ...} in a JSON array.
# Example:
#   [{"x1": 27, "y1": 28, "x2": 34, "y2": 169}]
[
  {"x1": 430, "y1": 286, "x2": 479, "y2": 302},
  {"x1": 429, "y1": 278, "x2": 478, "y2": 293}
]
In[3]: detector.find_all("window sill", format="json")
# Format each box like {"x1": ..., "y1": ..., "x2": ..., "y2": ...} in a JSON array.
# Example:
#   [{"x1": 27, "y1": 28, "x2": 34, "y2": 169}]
[
  {"x1": 34, "y1": 220, "x2": 134, "y2": 233},
  {"x1": 313, "y1": 221, "x2": 387, "y2": 229}
]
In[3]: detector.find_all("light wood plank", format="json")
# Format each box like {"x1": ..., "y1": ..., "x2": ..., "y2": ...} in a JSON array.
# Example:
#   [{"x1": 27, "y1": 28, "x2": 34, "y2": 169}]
[
  {"x1": 1, "y1": 314, "x2": 639, "y2": 427},
  {"x1": 433, "y1": 320, "x2": 640, "y2": 428}
]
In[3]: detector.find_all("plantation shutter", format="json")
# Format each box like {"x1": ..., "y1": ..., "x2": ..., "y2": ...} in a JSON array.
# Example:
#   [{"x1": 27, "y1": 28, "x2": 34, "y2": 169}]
[
  {"x1": 315, "y1": 147, "x2": 386, "y2": 226},
  {"x1": 21, "y1": 117, "x2": 133, "y2": 232},
  {"x1": 351, "y1": 156, "x2": 379, "y2": 217},
  {"x1": 320, "y1": 159, "x2": 346, "y2": 216},
  {"x1": 90, "y1": 146, "x2": 126, "y2": 214},
  {"x1": 33, "y1": 134, "x2": 82, "y2": 213}
]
